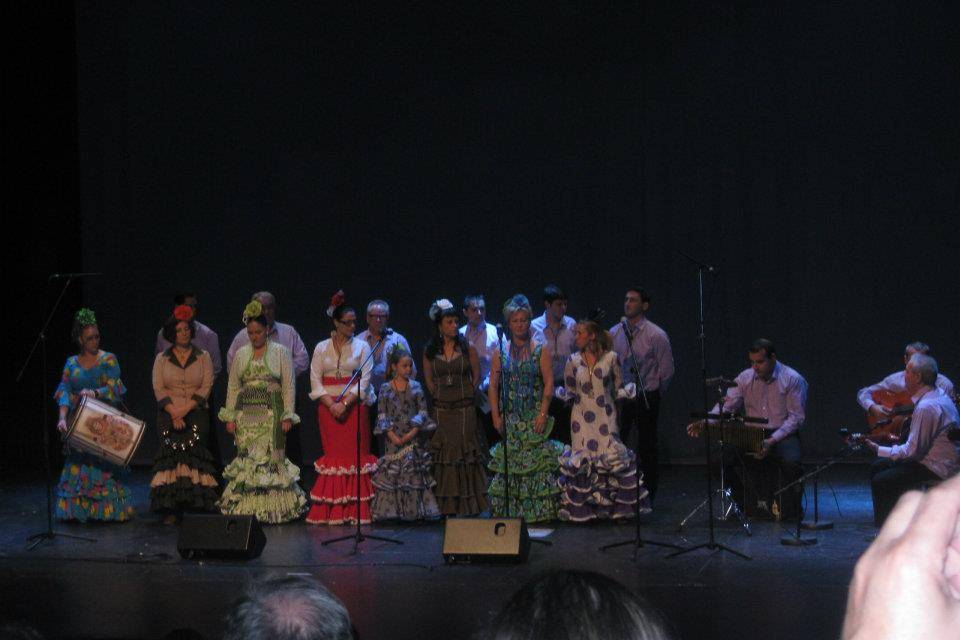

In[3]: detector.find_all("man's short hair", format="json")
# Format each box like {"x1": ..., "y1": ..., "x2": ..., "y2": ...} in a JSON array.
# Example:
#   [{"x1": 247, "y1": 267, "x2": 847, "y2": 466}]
[
  {"x1": 463, "y1": 294, "x2": 485, "y2": 309},
  {"x1": 543, "y1": 284, "x2": 567, "y2": 304},
  {"x1": 626, "y1": 287, "x2": 651, "y2": 304},
  {"x1": 367, "y1": 299, "x2": 390, "y2": 314},
  {"x1": 252, "y1": 291, "x2": 276, "y2": 307},
  {"x1": 223, "y1": 576, "x2": 353, "y2": 640},
  {"x1": 908, "y1": 353, "x2": 939, "y2": 387},
  {"x1": 749, "y1": 338, "x2": 776, "y2": 358},
  {"x1": 905, "y1": 341, "x2": 931, "y2": 356}
]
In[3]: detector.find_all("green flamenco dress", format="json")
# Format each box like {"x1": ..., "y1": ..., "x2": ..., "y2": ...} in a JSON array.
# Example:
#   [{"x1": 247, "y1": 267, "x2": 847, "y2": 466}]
[
  {"x1": 488, "y1": 344, "x2": 564, "y2": 522},
  {"x1": 218, "y1": 348, "x2": 307, "y2": 523}
]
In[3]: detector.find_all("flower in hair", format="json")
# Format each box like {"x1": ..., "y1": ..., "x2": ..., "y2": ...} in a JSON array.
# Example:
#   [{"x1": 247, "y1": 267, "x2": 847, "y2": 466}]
[
  {"x1": 173, "y1": 305, "x2": 194, "y2": 322},
  {"x1": 75, "y1": 308, "x2": 97, "y2": 326},
  {"x1": 326, "y1": 290, "x2": 347, "y2": 318},
  {"x1": 242, "y1": 300, "x2": 263, "y2": 325},
  {"x1": 428, "y1": 298, "x2": 454, "y2": 321}
]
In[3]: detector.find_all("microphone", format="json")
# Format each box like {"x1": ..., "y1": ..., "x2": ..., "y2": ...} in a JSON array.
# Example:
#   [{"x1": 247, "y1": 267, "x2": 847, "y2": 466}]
[
  {"x1": 48, "y1": 272, "x2": 103, "y2": 280},
  {"x1": 620, "y1": 316, "x2": 633, "y2": 340}
]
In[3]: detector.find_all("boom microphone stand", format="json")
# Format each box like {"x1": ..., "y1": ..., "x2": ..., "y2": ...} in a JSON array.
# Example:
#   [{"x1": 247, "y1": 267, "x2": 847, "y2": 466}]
[
  {"x1": 18, "y1": 274, "x2": 100, "y2": 550},
  {"x1": 669, "y1": 256, "x2": 749, "y2": 560},
  {"x1": 323, "y1": 332, "x2": 402, "y2": 554}
]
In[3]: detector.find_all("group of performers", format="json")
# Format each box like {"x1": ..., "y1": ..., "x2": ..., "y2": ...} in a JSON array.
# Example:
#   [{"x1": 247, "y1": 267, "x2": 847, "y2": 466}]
[{"x1": 51, "y1": 286, "x2": 958, "y2": 531}]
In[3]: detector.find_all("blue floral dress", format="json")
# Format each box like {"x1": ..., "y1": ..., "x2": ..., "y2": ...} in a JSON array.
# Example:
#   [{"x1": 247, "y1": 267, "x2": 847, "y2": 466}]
[
  {"x1": 488, "y1": 343, "x2": 564, "y2": 522},
  {"x1": 54, "y1": 352, "x2": 136, "y2": 522}
]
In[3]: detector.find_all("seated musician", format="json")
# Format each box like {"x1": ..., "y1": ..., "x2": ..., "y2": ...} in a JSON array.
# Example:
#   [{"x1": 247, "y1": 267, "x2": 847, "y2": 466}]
[
  {"x1": 857, "y1": 341, "x2": 955, "y2": 421},
  {"x1": 862, "y1": 353, "x2": 959, "y2": 527},
  {"x1": 686, "y1": 339, "x2": 808, "y2": 518}
]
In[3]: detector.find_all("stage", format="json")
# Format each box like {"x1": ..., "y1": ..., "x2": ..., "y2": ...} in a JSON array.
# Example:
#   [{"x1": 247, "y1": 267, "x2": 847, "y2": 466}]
[{"x1": 1, "y1": 464, "x2": 876, "y2": 639}]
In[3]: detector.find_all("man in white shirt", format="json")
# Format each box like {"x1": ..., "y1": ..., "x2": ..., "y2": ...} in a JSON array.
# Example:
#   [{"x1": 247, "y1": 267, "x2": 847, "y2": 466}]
[
  {"x1": 460, "y1": 294, "x2": 500, "y2": 445},
  {"x1": 530, "y1": 284, "x2": 577, "y2": 445},
  {"x1": 862, "y1": 353, "x2": 959, "y2": 526},
  {"x1": 857, "y1": 342, "x2": 955, "y2": 420}
]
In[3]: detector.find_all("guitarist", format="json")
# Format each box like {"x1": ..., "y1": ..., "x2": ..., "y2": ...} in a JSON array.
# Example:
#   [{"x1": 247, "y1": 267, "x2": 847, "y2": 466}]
[
  {"x1": 864, "y1": 353, "x2": 959, "y2": 527},
  {"x1": 857, "y1": 342, "x2": 955, "y2": 420}
]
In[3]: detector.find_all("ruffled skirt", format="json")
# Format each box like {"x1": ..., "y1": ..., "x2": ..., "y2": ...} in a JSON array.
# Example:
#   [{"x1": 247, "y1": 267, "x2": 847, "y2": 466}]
[
  {"x1": 219, "y1": 442, "x2": 308, "y2": 524},
  {"x1": 371, "y1": 443, "x2": 440, "y2": 522},
  {"x1": 150, "y1": 408, "x2": 219, "y2": 514},
  {"x1": 55, "y1": 452, "x2": 136, "y2": 522},
  {"x1": 488, "y1": 414, "x2": 564, "y2": 522},
  {"x1": 430, "y1": 406, "x2": 490, "y2": 516},
  {"x1": 308, "y1": 403, "x2": 377, "y2": 524},
  {"x1": 557, "y1": 440, "x2": 650, "y2": 521}
]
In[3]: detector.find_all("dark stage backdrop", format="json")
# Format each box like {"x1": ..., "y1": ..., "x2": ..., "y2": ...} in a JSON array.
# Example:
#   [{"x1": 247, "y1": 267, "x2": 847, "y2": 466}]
[{"x1": 35, "y1": 2, "x2": 959, "y2": 470}]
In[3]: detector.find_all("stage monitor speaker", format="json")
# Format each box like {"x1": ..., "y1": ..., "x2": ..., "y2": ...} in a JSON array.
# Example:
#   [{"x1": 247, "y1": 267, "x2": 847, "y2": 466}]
[
  {"x1": 442, "y1": 518, "x2": 529, "y2": 564},
  {"x1": 177, "y1": 514, "x2": 266, "y2": 560}
]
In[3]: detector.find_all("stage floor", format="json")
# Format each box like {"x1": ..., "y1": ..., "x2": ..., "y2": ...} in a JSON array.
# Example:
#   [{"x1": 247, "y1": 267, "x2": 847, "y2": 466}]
[{"x1": 0, "y1": 464, "x2": 877, "y2": 640}]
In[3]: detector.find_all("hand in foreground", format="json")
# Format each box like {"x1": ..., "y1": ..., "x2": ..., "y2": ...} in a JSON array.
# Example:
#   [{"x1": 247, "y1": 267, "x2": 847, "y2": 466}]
[
  {"x1": 57, "y1": 419, "x2": 68, "y2": 434},
  {"x1": 79, "y1": 389, "x2": 96, "y2": 398},
  {"x1": 172, "y1": 417, "x2": 186, "y2": 430},
  {"x1": 842, "y1": 473, "x2": 960, "y2": 639},
  {"x1": 492, "y1": 413, "x2": 504, "y2": 434},
  {"x1": 686, "y1": 421, "x2": 703, "y2": 437},
  {"x1": 281, "y1": 419, "x2": 293, "y2": 433},
  {"x1": 226, "y1": 421, "x2": 237, "y2": 434}
]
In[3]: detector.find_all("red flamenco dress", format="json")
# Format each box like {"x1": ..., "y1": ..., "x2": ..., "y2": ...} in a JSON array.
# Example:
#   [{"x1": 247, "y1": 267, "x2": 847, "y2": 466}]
[{"x1": 306, "y1": 337, "x2": 378, "y2": 524}]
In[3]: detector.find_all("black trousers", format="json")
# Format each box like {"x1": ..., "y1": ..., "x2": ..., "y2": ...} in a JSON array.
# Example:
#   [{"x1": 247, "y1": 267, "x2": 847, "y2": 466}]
[
  {"x1": 619, "y1": 390, "x2": 661, "y2": 502},
  {"x1": 547, "y1": 396, "x2": 572, "y2": 446},
  {"x1": 870, "y1": 458, "x2": 940, "y2": 527},
  {"x1": 721, "y1": 434, "x2": 803, "y2": 519}
]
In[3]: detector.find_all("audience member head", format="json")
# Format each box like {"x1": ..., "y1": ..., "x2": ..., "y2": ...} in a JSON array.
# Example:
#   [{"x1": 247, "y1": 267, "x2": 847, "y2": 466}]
[
  {"x1": 904, "y1": 341, "x2": 931, "y2": 364},
  {"x1": 485, "y1": 569, "x2": 672, "y2": 640},
  {"x1": 223, "y1": 575, "x2": 353, "y2": 640}
]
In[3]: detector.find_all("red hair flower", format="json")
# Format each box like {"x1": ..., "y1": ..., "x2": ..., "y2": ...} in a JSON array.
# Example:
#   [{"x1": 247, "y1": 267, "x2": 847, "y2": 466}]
[
  {"x1": 326, "y1": 290, "x2": 347, "y2": 318},
  {"x1": 173, "y1": 305, "x2": 194, "y2": 322}
]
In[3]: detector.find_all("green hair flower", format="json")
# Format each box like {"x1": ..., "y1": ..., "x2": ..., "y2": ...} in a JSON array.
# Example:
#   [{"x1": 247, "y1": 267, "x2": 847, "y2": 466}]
[
  {"x1": 242, "y1": 300, "x2": 264, "y2": 324},
  {"x1": 75, "y1": 308, "x2": 97, "y2": 327}
]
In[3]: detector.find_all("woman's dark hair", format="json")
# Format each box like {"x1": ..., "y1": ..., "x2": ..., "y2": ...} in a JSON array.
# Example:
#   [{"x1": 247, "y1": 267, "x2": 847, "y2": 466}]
[
  {"x1": 245, "y1": 315, "x2": 269, "y2": 330},
  {"x1": 485, "y1": 570, "x2": 672, "y2": 640},
  {"x1": 71, "y1": 316, "x2": 98, "y2": 345},
  {"x1": 161, "y1": 315, "x2": 196, "y2": 344},
  {"x1": 425, "y1": 306, "x2": 469, "y2": 360},
  {"x1": 331, "y1": 304, "x2": 356, "y2": 324}
]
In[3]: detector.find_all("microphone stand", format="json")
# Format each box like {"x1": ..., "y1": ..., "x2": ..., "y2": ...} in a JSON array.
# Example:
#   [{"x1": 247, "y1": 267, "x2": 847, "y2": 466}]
[
  {"x1": 18, "y1": 275, "x2": 95, "y2": 550},
  {"x1": 669, "y1": 259, "x2": 749, "y2": 560},
  {"x1": 601, "y1": 319, "x2": 681, "y2": 556},
  {"x1": 496, "y1": 326, "x2": 549, "y2": 547},
  {"x1": 322, "y1": 332, "x2": 402, "y2": 554}
]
